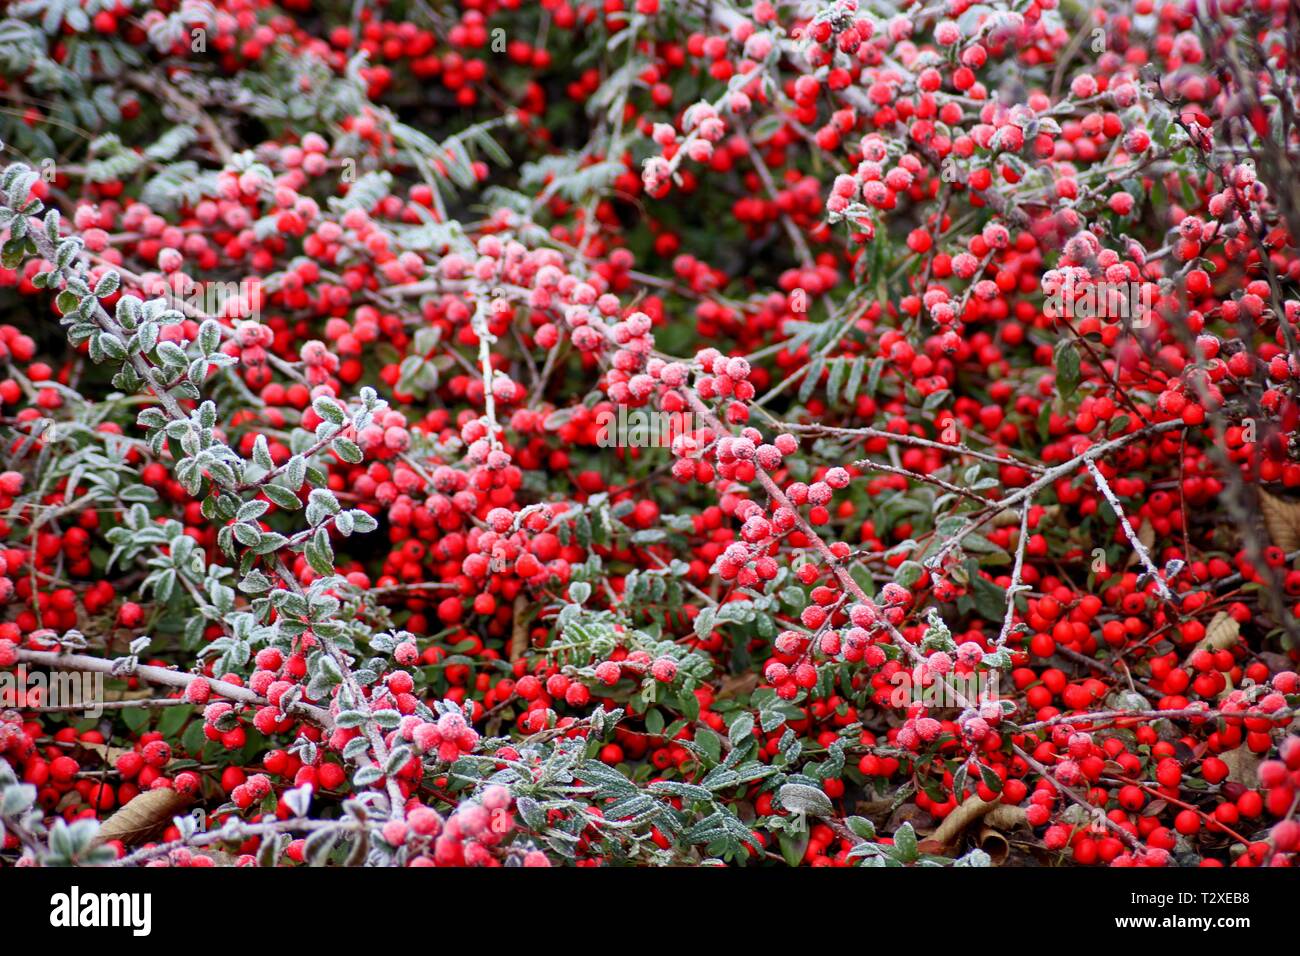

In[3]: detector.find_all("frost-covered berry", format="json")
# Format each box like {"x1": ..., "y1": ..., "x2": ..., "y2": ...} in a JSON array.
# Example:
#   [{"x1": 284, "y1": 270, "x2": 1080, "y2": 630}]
[
  {"x1": 650, "y1": 658, "x2": 678, "y2": 682},
  {"x1": 594, "y1": 661, "x2": 622, "y2": 685}
]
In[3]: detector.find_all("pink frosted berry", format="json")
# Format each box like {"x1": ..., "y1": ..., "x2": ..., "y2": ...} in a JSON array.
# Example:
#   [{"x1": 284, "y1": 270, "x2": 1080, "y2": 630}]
[
  {"x1": 650, "y1": 658, "x2": 678, "y2": 682},
  {"x1": 926, "y1": 652, "x2": 952, "y2": 676},
  {"x1": 594, "y1": 661, "x2": 622, "y2": 685},
  {"x1": 824, "y1": 467, "x2": 850, "y2": 489},
  {"x1": 407, "y1": 806, "x2": 443, "y2": 836}
]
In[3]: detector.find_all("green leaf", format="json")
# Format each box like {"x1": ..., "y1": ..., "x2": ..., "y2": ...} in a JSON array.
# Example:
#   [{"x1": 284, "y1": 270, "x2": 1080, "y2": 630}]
[
  {"x1": 239, "y1": 570, "x2": 273, "y2": 593},
  {"x1": 695, "y1": 727, "x2": 722, "y2": 764},
  {"x1": 779, "y1": 586, "x2": 806, "y2": 610},
  {"x1": 844, "y1": 356, "x2": 866, "y2": 403},
  {"x1": 693, "y1": 606, "x2": 717, "y2": 640},
  {"x1": 977, "y1": 761, "x2": 1003, "y2": 794},
  {"x1": 866, "y1": 356, "x2": 884, "y2": 395},
  {"x1": 312, "y1": 396, "x2": 346, "y2": 425},
  {"x1": 778, "y1": 783, "x2": 833, "y2": 817},
  {"x1": 123, "y1": 704, "x2": 150, "y2": 734},
  {"x1": 264, "y1": 484, "x2": 303, "y2": 510},
  {"x1": 252, "y1": 435, "x2": 274, "y2": 470},
  {"x1": 333, "y1": 438, "x2": 363, "y2": 464},
  {"x1": 892, "y1": 821, "x2": 919, "y2": 863},
  {"x1": 728, "y1": 713, "x2": 754, "y2": 748},
  {"x1": 846, "y1": 815, "x2": 876, "y2": 840},
  {"x1": 94, "y1": 272, "x2": 120, "y2": 298},
  {"x1": 969, "y1": 564, "x2": 1007, "y2": 623},
  {"x1": 778, "y1": 830, "x2": 810, "y2": 866},
  {"x1": 157, "y1": 704, "x2": 193, "y2": 738},
  {"x1": 644, "y1": 707, "x2": 664, "y2": 736},
  {"x1": 798, "y1": 354, "x2": 826, "y2": 403},
  {"x1": 648, "y1": 780, "x2": 712, "y2": 802},
  {"x1": 894, "y1": 560, "x2": 924, "y2": 588},
  {"x1": 305, "y1": 529, "x2": 334, "y2": 576},
  {"x1": 826, "y1": 357, "x2": 847, "y2": 405},
  {"x1": 1054, "y1": 339, "x2": 1080, "y2": 400}
]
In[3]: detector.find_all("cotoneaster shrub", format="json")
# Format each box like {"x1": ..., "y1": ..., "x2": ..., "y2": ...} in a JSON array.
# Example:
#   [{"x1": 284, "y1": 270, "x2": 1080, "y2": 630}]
[{"x1": 0, "y1": 0, "x2": 1298, "y2": 868}]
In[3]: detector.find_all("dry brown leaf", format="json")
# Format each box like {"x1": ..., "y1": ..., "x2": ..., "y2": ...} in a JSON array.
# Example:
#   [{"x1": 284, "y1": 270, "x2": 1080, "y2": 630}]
[
  {"x1": 1220, "y1": 745, "x2": 1261, "y2": 788},
  {"x1": 717, "y1": 672, "x2": 759, "y2": 701},
  {"x1": 77, "y1": 741, "x2": 136, "y2": 767},
  {"x1": 509, "y1": 594, "x2": 529, "y2": 662},
  {"x1": 975, "y1": 825, "x2": 1011, "y2": 865},
  {"x1": 925, "y1": 796, "x2": 1028, "y2": 855},
  {"x1": 929, "y1": 795, "x2": 996, "y2": 847},
  {"x1": 973, "y1": 806, "x2": 1029, "y2": 865},
  {"x1": 885, "y1": 801, "x2": 931, "y2": 835},
  {"x1": 1200, "y1": 612, "x2": 1241, "y2": 652},
  {"x1": 853, "y1": 797, "x2": 896, "y2": 821},
  {"x1": 94, "y1": 788, "x2": 189, "y2": 847},
  {"x1": 1124, "y1": 519, "x2": 1156, "y2": 569},
  {"x1": 1260, "y1": 487, "x2": 1300, "y2": 552},
  {"x1": 991, "y1": 507, "x2": 1023, "y2": 529},
  {"x1": 986, "y1": 804, "x2": 1029, "y2": 830}
]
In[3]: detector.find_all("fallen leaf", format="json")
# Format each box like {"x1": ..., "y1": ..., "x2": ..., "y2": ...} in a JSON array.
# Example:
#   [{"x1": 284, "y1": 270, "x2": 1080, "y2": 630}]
[
  {"x1": 1260, "y1": 487, "x2": 1300, "y2": 551},
  {"x1": 986, "y1": 804, "x2": 1029, "y2": 830},
  {"x1": 929, "y1": 795, "x2": 998, "y2": 847},
  {"x1": 1125, "y1": 519, "x2": 1155, "y2": 569},
  {"x1": 1220, "y1": 745, "x2": 1261, "y2": 788},
  {"x1": 94, "y1": 788, "x2": 189, "y2": 847},
  {"x1": 509, "y1": 594, "x2": 529, "y2": 662},
  {"x1": 76, "y1": 741, "x2": 136, "y2": 767},
  {"x1": 991, "y1": 507, "x2": 1023, "y2": 528},
  {"x1": 717, "y1": 672, "x2": 759, "y2": 700},
  {"x1": 975, "y1": 825, "x2": 1011, "y2": 865},
  {"x1": 927, "y1": 795, "x2": 1028, "y2": 858},
  {"x1": 1199, "y1": 612, "x2": 1240, "y2": 652},
  {"x1": 885, "y1": 801, "x2": 932, "y2": 836}
]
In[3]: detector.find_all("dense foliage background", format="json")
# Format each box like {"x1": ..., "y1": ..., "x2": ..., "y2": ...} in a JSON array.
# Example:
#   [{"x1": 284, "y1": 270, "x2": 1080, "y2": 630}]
[{"x1": 0, "y1": 0, "x2": 1298, "y2": 868}]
